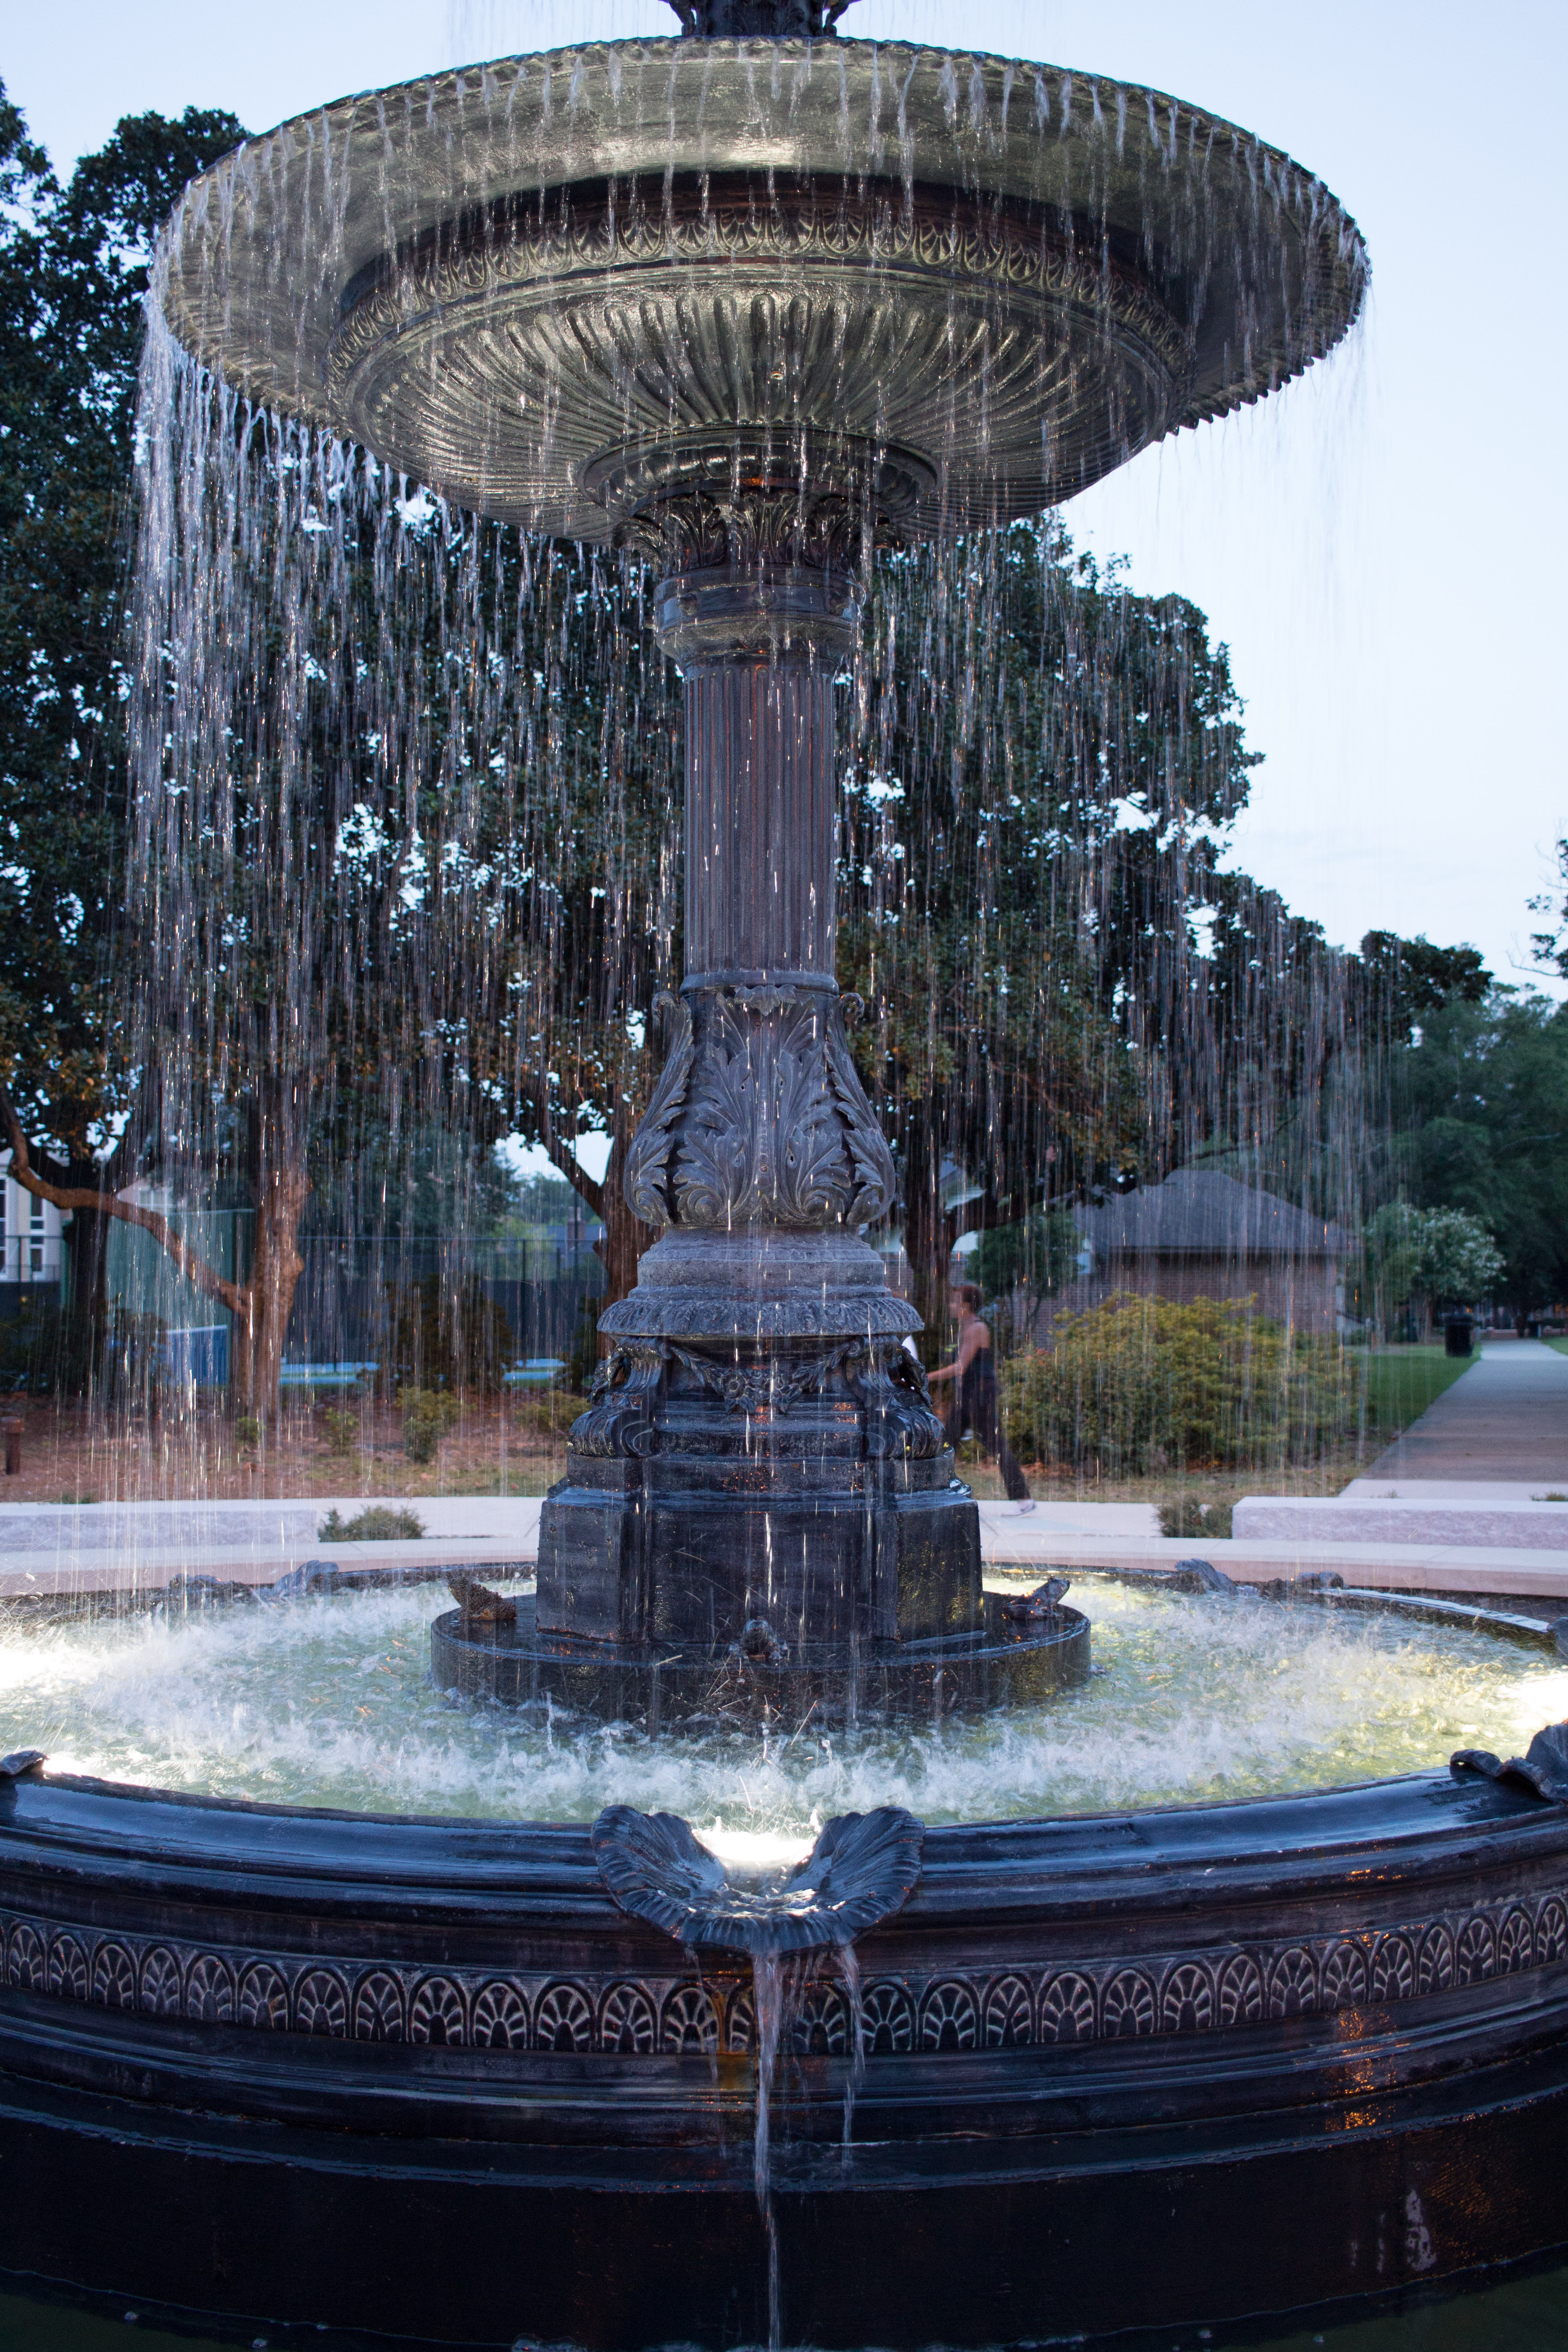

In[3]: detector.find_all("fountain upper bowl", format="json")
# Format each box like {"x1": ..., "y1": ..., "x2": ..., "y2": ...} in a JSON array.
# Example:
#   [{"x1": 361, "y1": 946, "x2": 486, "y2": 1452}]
[{"x1": 158, "y1": 38, "x2": 1367, "y2": 536}]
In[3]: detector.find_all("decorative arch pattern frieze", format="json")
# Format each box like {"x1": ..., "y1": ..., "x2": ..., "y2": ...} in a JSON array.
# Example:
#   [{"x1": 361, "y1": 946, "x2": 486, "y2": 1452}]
[{"x1": 2, "y1": 1886, "x2": 1564, "y2": 2057}]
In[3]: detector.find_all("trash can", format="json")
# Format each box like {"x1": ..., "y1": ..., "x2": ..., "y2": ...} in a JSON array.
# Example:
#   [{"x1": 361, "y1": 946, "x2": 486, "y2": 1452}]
[{"x1": 1444, "y1": 1317, "x2": 1474, "y2": 1358}]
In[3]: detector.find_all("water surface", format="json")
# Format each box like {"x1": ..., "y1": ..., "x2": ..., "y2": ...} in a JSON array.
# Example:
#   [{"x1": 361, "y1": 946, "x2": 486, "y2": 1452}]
[{"x1": 3, "y1": 1577, "x2": 1559, "y2": 1835}]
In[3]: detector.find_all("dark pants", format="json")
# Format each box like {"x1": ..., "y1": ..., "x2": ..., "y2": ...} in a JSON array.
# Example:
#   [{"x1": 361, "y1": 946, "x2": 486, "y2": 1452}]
[{"x1": 944, "y1": 1367, "x2": 1030, "y2": 1501}]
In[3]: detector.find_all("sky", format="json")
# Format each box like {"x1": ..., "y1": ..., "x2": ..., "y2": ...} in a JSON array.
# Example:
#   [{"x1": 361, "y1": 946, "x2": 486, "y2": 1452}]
[{"x1": 6, "y1": 0, "x2": 1567, "y2": 1009}]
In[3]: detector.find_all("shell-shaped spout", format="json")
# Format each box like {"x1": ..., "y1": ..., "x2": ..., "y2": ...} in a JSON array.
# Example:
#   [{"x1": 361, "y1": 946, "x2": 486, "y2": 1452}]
[{"x1": 591, "y1": 1804, "x2": 923, "y2": 1956}]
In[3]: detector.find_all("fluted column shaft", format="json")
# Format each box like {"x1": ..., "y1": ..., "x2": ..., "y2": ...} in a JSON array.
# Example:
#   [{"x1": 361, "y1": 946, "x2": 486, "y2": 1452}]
[{"x1": 682, "y1": 657, "x2": 836, "y2": 983}]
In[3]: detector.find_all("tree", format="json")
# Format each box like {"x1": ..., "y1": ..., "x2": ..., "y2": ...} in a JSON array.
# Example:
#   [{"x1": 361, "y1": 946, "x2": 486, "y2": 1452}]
[
  {"x1": 1360, "y1": 1201, "x2": 1503, "y2": 1338},
  {"x1": 1, "y1": 98, "x2": 676, "y2": 1413},
  {"x1": 1528, "y1": 839, "x2": 1568, "y2": 980},
  {"x1": 0, "y1": 91, "x2": 249, "y2": 1377},
  {"x1": 1415, "y1": 1208, "x2": 1505, "y2": 1315},
  {"x1": 840, "y1": 523, "x2": 1284, "y2": 1340},
  {"x1": 1359, "y1": 931, "x2": 1491, "y2": 1039},
  {"x1": 1396, "y1": 989, "x2": 1568, "y2": 1328}
]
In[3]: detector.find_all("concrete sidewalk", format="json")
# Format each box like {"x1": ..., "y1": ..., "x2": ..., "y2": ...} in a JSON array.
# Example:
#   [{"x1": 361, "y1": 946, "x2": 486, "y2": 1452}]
[
  {"x1": 0, "y1": 1497, "x2": 544, "y2": 1597},
  {"x1": 5, "y1": 1493, "x2": 1568, "y2": 1607},
  {"x1": 1364, "y1": 1339, "x2": 1568, "y2": 1483}
]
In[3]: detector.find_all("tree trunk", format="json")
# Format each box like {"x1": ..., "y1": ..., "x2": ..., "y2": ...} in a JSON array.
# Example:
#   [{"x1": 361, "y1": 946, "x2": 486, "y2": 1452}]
[
  {"x1": 902, "y1": 1102, "x2": 959, "y2": 1366},
  {"x1": 528, "y1": 1088, "x2": 654, "y2": 1343},
  {"x1": 592, "y1": 1112, "x2": 656, "y2": 1337},
  {"x1": 234, "y1": 1077, "x2": 312, "y2": 1422},
  {"x1": 61, "y1": 1183, "x2": 111, "y2": 1393},
  {"x1": 235, "y1": 1164, "x2": 310, "y2": 1418}
]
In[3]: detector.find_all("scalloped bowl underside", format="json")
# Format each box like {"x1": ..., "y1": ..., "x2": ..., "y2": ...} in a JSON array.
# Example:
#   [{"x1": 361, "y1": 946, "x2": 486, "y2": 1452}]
[{"x1": 160, "y1": 40, "x2": 1366, "y2": 535}]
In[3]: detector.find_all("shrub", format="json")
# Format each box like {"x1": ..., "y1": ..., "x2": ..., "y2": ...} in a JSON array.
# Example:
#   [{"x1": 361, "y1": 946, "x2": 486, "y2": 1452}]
[
  {"x1": 0, "y1": 1300, "x2": 96, "y2": 1396},
  {"x1": 321, "y1": 1406, "x2": 360, "y2": 1457},
  {"x1": 1002, "y1": 1292, "x2": 1356, "y2": 1476},
  {"x1": 399, "y1": 1386, "x2": 459, "y2": 1463},
  {"x1": 234, "y1": 1415, "x2": 261, "y2": 1449},
  {"x1": 1157, "y1": 1497, "x2": 1235, "y2": 1540},
  {"x1": 318, "y1": 1504, "x2": 425, "y2": 1542},
  {"x1": 0, "y1": 1303, "x2": 162, "y2": 1398},
  {"x1": 512, "y1": 1387, "x2": 582, "y2": 1441}
]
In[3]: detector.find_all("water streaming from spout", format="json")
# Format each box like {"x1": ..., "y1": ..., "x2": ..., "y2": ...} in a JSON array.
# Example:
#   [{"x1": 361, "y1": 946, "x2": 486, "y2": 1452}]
[
  {"x1": 837, "y1": 1938, "x2": 865, "y2": 2152},
  {"x1": 752, "y1": 1949, "x2": 787, "y2": 2352},
  {"x1": 592, "y1": 1802, "x2": 923, "y2": 2351}
]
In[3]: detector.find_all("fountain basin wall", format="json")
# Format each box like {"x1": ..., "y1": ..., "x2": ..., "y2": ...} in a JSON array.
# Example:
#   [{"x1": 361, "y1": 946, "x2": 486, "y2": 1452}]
[{"x1": 1, "y1": 1769, "x2": 1568, "y2": 2343}]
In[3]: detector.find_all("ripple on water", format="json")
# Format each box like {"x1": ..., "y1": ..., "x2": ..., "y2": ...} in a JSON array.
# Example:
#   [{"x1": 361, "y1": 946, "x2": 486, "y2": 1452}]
[{"x1": 2, "y1": 1579, "x2": 1563, "y2": 1842}]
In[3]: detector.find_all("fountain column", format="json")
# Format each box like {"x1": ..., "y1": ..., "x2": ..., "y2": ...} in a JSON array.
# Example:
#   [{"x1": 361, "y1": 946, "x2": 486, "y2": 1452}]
[{"x1": 536, "y1": 530, "x2": 982, "y2": 1666}]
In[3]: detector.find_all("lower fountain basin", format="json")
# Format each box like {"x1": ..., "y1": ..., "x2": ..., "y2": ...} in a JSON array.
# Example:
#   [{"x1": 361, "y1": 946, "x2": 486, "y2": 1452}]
[
  {"x1": 4, "y1": 1582, "x2": 1568, "y2": 2342},
  {"x1": 1, "y1": 1764, "x2": 1568, "y2": 2346},
  {"x1": 429, "y1": 1592, "x2": 1090, "y2": 1726}
]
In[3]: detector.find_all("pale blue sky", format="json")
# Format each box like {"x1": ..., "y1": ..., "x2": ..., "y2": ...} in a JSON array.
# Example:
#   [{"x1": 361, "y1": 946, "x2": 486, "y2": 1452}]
[{"x1": 7, "y1": 0, "x2": 1565, "y2": 991}]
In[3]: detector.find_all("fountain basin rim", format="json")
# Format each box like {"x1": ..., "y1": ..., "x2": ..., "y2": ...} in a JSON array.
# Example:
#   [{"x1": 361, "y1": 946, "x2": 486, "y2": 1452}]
[
  {"x1": 160, "y1": 34, "x2": 1366, "y2": 500},
  {"x1": 1, "y1": 1764, "x2": 1553, "y2": 1926}
]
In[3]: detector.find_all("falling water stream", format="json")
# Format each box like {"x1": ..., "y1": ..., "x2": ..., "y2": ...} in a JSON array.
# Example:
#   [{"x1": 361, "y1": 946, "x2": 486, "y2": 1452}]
[{"x1": 751, "y1": 1950, "x2": 785, "y2": 2352}]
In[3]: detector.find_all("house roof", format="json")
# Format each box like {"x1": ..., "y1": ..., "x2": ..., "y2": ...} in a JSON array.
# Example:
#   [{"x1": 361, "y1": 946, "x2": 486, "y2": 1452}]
[{"x1": 1073, "y1": 1170, "x2": 1350, "y2": 1260}]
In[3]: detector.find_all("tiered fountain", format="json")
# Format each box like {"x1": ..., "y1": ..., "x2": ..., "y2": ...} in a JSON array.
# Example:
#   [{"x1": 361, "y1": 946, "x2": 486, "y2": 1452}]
[
  {"x1": 160, "y1": 0, "x2": 1361, "y2": 1731},
  {"x1": 4, "y1": 8, "x2": 1568, "y2": 2348}
]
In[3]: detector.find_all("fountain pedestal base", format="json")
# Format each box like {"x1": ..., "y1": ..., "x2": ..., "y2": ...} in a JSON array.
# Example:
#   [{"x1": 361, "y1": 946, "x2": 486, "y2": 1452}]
[{"x1": 431, "y1": 1591, "x2": 1088, "y2": 1726}]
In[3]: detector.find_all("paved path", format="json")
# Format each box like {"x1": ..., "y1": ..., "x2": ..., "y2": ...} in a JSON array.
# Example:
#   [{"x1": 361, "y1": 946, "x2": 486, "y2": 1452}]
[
  {"x1": 1366, "y1": 1341, "x2": 1568, "y2": 1485},
  {"x1": 5, "y1": 1495, "x2": 1567, "y2": 1603}
]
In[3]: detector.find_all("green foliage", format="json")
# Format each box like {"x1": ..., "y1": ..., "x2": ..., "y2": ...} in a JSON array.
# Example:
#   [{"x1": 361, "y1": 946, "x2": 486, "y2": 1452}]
[
  {"x1": 234, "y1": 1415, "x2": 260, "y2": 1449},
  {"x1": 1395, "y1": 988, "x2": 1568, "y2": 1324},
  {"x1": 1157, "y1": 1496, "x2": 1235, "y2": 1540},
  {"x1": 1362, "y1": 1201, "x2": 1502, "y2": 1330},
  {"x1": 320, "y1": 1407, "x2": 360, "y2": 1457},
  {"x1": 511, "y1": 1387, "x2": 582, "y2": 1441},
  {"x1": 1361, "y1": 1202, "x2": 1422, "y2": 1323},
  {"x1": 398, "y1": 1387, "x2": 459, "y2": 1464},
  {"x1": 972, "y1": 1211, "x2": 1080, "y2": 1338},
  {"x1": 0, "y1": 88, "x2": 247, "y2": 1164},
  {"x1": 842, "y1": 526, "x2": 1260, "y2": 1230},
  {"x1": 318, "y1": 1504, "x2": 424, "y2": 1541},
  {"x1": 0, "y1": 1298, "x2": 99, "y2": 1395},
  {"x1": 1003, "y1": 1292, "x2": 1356, "y2": 1475},
  {"x1": 1414, "y1": 1208, "x2": 1505, "y2": 1308},
  {"x1": 383, "y1": 1275, "x2": 514, "y2": 1396},
  {"x1": 1358, "y1": 932, "x2": 1491, "y2": 1044},
  {"x1": 490, "y1": 1171, "x2": 585, "y2": 1233}
]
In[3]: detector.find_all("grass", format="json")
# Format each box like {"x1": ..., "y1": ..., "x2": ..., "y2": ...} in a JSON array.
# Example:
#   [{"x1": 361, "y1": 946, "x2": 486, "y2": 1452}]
[
  {"x1": 1360, "y1": 1343, "x2": 1477, "y2": 1436},
  {"x1": 1546, "y1": 1337, "x2": 1568, "y2": 1360}
]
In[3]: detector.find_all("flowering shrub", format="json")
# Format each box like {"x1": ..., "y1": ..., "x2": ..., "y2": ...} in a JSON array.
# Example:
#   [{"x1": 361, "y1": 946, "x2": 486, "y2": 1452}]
[{"x1": 1001, "y1": 1291, "x2": 1357, "y2": 1474}]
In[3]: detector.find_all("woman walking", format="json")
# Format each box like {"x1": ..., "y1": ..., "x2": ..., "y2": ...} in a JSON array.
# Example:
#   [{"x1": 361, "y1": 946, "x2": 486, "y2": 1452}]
[{"x1": 926, "y1": 1280, "x2": 1034, "y2": 1508}]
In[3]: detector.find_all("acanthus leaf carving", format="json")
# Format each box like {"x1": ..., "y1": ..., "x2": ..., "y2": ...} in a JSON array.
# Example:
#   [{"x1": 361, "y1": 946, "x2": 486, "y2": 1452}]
[
  {"x1": 673, "y1": 994, "x2": 850, "y2": 1230},
  {"x1": 622, "y1": 994, "x2": 694, "y2": 1229},
  {"x1": 825, "y1": 1018, "x2": 898, "y2": 1227}
]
